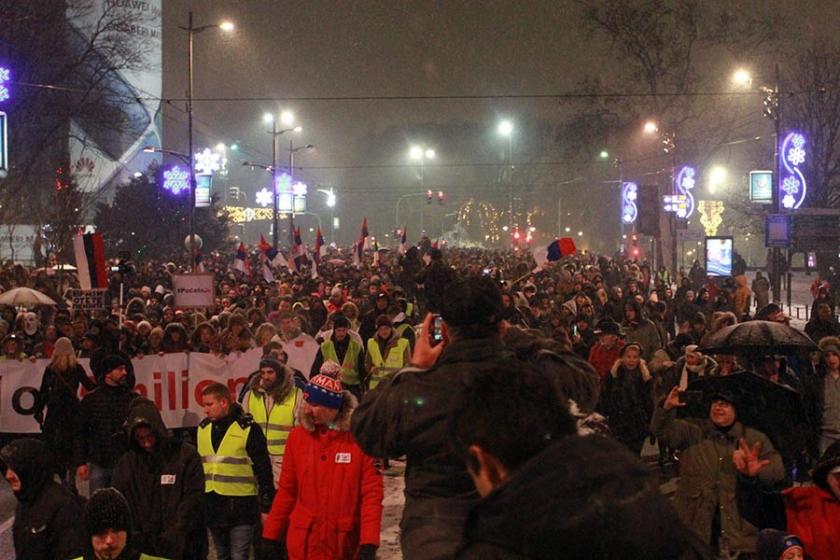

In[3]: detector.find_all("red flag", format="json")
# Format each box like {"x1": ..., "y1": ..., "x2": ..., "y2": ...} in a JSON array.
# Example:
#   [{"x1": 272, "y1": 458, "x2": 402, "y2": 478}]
[
  {"x1": 559, "y1": 237, "x2": 577, "y2": 257},
  {"x1": 314, "y1": 227, "x2": 324, "y2": 264},
  {"x1": 258, "y1": 234, "x2": 271, "y2": 254}
]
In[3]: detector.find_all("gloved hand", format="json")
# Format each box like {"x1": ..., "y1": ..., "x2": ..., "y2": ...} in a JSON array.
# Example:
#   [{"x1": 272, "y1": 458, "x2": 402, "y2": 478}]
[
  {"x1": 358, "y1": 544, "x2": 378, "y2": 560},
  {"x1": 260, "y1": 537, "x2": 287, "y2": 560}
]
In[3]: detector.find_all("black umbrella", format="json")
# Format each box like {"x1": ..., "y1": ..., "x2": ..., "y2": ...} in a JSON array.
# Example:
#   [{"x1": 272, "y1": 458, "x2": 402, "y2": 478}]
[
  {"x1": 679, "y1": 372, "x2": 809, "y2": 458},
  {"x1": 698, "y1": 320, "x2": 817, "y2": 355}
]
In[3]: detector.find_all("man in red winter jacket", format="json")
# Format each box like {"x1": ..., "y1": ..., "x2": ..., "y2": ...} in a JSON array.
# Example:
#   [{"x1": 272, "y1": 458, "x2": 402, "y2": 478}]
[
  {"x1": 262, "y1": 362, "x2": 383, "y2": 560},
  {"x1": 588, "y1": 320, "x2": 625, "y2": 387}
]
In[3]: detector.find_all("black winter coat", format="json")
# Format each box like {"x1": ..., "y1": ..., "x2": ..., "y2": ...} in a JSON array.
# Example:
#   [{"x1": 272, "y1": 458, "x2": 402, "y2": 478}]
[
  {"x1": 351, "y1": 338, "x2": 508, "y2": 559},
  {"x1": 0, "y1": 439, "x2": 86, "y2": 560},
  {"x1": 74, "y1": 382, "x2": 140, "y2": 468},
  {"x1": 456, "y1": 435, "x2": 711, "y2": 560},
  {"x1": 112, "y1": 399, "x2": 206, "y2": 560}
]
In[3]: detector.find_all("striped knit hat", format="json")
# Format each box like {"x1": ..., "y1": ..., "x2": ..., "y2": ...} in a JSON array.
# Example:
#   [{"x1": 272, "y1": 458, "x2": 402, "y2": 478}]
[{"x1": 304, "y1": 363, "x2": 344, "y2": 409}]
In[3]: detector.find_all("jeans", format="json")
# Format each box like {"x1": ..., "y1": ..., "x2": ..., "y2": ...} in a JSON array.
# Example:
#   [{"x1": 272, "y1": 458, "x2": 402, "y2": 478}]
[
  {"x1": 209, "y1": 524, "x2": 255, "y2": 560},
  {"x1": 88, "y1": 463, "x2": 113, "y2": 494}
]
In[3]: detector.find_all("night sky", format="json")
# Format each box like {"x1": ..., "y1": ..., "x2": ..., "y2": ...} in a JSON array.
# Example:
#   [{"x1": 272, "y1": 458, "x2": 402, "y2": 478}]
[{"x1": 161, "y1": 0, "x2": 837, "y2": 245}]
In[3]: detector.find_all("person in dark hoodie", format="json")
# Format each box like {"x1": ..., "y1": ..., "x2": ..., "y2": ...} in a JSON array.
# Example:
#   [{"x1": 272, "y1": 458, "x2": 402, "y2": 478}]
[
  {"x1": 111, "y1": 399, "x2": 205, "y2": 560},
  {"x1": 447, "y1": 363, "x2": 710, "y2": 560},
  {"x1": 1, "y1": 438, "x2": 86, "y2": 560}
]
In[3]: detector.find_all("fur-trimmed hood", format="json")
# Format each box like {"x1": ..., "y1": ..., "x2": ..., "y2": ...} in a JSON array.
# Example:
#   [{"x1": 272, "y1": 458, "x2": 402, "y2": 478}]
[
  {"x1": 247, "y1": 363, "x2": 296, "y2": 403},
  {"x1": 296, "y1": 391, "x2": 358, "y2": 432}
]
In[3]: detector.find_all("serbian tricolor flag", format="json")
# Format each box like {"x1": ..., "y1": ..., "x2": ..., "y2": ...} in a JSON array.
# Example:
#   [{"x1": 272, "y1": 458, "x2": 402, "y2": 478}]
[
  {"x1": 360, "y1": 218, "x2": 369, "y2": 251},
  {"x1": 232, "y1": 243, "x2": 247, "y2": 273},
  {"x1": 293, "y1": 227, "x2": 308, "y2": 268},
  {"x1": 372, "y1": 240, "x2": 380, "y2": 268},
  {"x1": 399, "y1": 227, "x2": 408, "y2": 255},
  {"x1": 311, "y1": 227, "x2": 325, "y2": 279},
  {"x1": 533, "y1": 238, "x2": 576, "y2": 269},
  {"x1": 259, "y1": 233, "x2": 282, "y2": 267},
  {"x1": 73, "y1": 233, "x2": 107, "y2": 290}
]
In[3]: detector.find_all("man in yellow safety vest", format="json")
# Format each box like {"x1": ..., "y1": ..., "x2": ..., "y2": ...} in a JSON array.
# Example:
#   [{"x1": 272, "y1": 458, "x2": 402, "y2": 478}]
[
  {"x1": 311, "y1": 314, "x2": 365, "y2": 399},
  {"x1": 242, "y1": 357, "x2": 299, "y2": 485},
  {"x1": 365, "y1": 315, "x2": 411, "y2": 391},
  {"x1": 198, "y1": 382, "x2": 275, "y2": 560}
]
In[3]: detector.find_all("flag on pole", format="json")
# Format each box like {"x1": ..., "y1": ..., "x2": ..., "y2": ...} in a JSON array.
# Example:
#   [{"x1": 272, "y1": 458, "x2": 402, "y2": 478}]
[
  {"x1": 232, "y1": 243, "x2": 247, "y2": 273},
  {"x1": 372, "y1": 240, "x2": 380, "y2": 268},
  {"x1": 360, "y1": 218, "x2": 369, "y2": 250},
  {"x1": 73, "y1": 233, "x2": 107, "y2": 290},
  {"x1": 293, "y1": 227, "x2": 308, "y2": 270},
  {"x1": 258, "y1": 234, "x2": 271, "y2": 254},
  {"x1": 532, "y1": 238, "x2": 576, "y2": 269},
  {"x1": 352, "y1": 242, "x2": 361, "y2": 269},
  {"x1": 399, "y1": 227, "x2": 408, "y2": 255},
  {"x1": 311, "y1": 227, "x2": 325, "y2": 279}
]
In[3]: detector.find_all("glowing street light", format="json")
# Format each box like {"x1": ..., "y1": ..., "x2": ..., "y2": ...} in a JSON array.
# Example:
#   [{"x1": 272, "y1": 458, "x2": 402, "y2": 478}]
[
  {"x1": 708, "y1": 165, "x2": 728, "y2": 194},
  {"x1": 219, "y1": 21, "x2": 235, "y2": 32},
  {"x1": 497, "y1": 120, "x2": 514, "y2": 136},
  {"x1": 409, "y1": 146, "x2": 424, "y2": 160},
  {"x1": 599, "y1": 150, "x2": 609, "y2": 159},
  {"x1": 425, "y1": 148, "x2": 436, "y2": 160},
  {"x1": 643, "y1": 120, "x2": 659, "y2": 135},
  {"x1": 732, "y1": 68, "x2": 752, "y2": 88},
  {"x1": 281, "y1": 110, "x2": 295, "y2": 126}
]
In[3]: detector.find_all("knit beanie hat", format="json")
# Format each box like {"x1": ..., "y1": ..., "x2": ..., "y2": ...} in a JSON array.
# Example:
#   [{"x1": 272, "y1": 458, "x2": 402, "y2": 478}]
[
  {"x1": 304, "y1": 368, "x2": 344, "y2": 410},
  {"x1": 259, "y1": 357, "x2": 285, "y2": 377},
  {"x1": 100, "y1": 354, "x2": 126, "y2": 375},
  {"x1": 332, "y1": 314, "x2": 350, "y2": 329},
  {"x1": 755, "y1": 528, "x2": 803, "y2": 560},
  {"x1": 819, "y1": 336, "x2": 840, "y2": 357},
  {"x1": 86, "y1": 488, "x2": 132, "y2": 537}
]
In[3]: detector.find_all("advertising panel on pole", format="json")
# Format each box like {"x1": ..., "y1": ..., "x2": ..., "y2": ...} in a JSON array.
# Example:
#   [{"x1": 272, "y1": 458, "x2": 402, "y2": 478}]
[
  {"x1": 749, "y1": 170, "x2": 773, "y2": 204},
  {"x1": 705, "y1": 236, "x2": 733, "y2": 277},
  {"x1": 195, "y1": 174, "x2": 212, "y2": 208},
  {"x1": 66, "y1": 1, "x2": 163, "y2": 193},
  {"x1": 172, "y1": 274, "x2": 215, "y2": 308}
]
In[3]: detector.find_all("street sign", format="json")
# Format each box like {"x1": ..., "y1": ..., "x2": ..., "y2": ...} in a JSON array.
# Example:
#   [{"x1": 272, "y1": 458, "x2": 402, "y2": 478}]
[
  {"x1": 765, "y1": 214, "x2": 791, "y2": 248},
  {"x1": 791, "y1": 212, "x2": 840, "y2": 251},
  {"x1": 678, "y1": 230, "x2": 703, "y2": 242},
  {"x1": 749, "y1": 170, "x2": 773, "y2": 204},
  {"x1": 69, "y1": 289, "x2": 110, "y2": 311}
]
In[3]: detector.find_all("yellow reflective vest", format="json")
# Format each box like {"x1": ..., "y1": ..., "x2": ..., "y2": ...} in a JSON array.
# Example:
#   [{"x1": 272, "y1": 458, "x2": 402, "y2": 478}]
[
  {"x1": 73, "y1": 555, "x2": 167, "y2": 560},
  {"x1": 197, "y1": 420, "x2": 257, "y2": 496},
  {"x1": 247, "y1": 390, "x2": 296, "y2": 456},
  {"x1": 320, "y1": 339, "x2": 362, "y2": 385},
  {"x1": 366, "y1": 337, "x2": 409, "y2": 389}
]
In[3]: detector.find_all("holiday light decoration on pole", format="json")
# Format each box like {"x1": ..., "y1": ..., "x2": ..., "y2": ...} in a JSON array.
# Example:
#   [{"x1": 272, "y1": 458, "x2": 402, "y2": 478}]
[
  {"x1": 621, "y1": 182, "x2": 638, "y2": 224},
  {"x1": 0, "y1": 65, "x2": 9, "y2": 178},
  {"x1": 779, "y1": 132, "x2": 807, "y2": 210},
  {"x1": 674, "y1": 165, "x2": 696, "y2": 219},
  {"x1": 163, "y1": 166, "x2": 190, "y2": 195}
]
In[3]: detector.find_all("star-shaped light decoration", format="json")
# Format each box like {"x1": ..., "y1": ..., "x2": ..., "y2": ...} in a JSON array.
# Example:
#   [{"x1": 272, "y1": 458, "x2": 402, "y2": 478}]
[
  {"x1": 163, "y1": 166, "x2": 190, "y2": 195},
  {"x1": 256, "y1": 187, "x2": 273, "y2": 207}
]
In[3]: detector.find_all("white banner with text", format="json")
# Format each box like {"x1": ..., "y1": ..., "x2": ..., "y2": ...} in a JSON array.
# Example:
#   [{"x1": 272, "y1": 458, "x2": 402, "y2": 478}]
[{"x1": 0, "y1": 349, "x2": 262, "y2": 433}]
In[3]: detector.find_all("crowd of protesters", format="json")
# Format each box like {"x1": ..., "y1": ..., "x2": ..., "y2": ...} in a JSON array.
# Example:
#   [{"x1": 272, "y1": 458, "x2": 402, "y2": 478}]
[{"x1": 0, "y1": 241, "x2": 839, "y2": 559}]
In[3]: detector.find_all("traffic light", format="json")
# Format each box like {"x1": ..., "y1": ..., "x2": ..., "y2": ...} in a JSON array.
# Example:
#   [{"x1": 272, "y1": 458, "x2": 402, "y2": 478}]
[
  {"x1": 427, "y1": 189, "x2": 433, "y2": 204},
  {"x1": 437, "y1": 190, "x2": 444, "y2": 205},
  {"x1": 636, "y1": 184, "x2": 660, "y2": 236},
  {"x1": 55, "y1": 165, "x2": 70, "y2": 191}
]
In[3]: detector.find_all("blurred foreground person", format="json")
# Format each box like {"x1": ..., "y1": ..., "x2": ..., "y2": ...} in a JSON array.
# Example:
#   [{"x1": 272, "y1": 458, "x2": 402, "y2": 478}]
[
  {"x1": 1, "y1": 438, "x2": 86, "y2": 560},
  {"x1": 448, "y1": 364, "x2": 710, "y2": 559},
  {"x1": 262, "y1": 367, "x2": 383, "y2": 559},
  {"x1": 72, "y1": 488, "x2": 166, "y2": 560}
]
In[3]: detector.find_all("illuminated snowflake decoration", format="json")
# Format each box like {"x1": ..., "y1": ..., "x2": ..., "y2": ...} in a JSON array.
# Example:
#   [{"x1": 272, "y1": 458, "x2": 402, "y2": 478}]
[
  {"x1": 782, "y1": 176, "x2": 800, "y2": 195},
  {"x1": 621, "y1": 182, "x2": 638, "y2": 224},
  {"x1": 292, "y1": 181, "x2": 308, "y2": 196},
  {"x1": 0, "y1": 66, "x2": 10, "y2": 103},
  {"x1": 256, "y1": 187, "x2": 273, "y2": 207},
  {"x1": 194, "y1": 148, "x2": 221, "y2": 174},
  {"x1": 674, "y1": 166, "x2": 696, "y2": 219},
  {"x1": 782, "y1": 194, "x2": 796, "y2": 209},
  {"x1": 779, "y1": 132, "x2": 807, "y2": 210},
  {"x1": 163, "y1": 166, "x2": 190, "y2": 195}
]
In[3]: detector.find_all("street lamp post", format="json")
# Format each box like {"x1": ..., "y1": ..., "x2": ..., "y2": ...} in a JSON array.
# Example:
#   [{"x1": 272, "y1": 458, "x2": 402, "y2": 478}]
[
  {"x1": 181, "y1": 12, "x2": 234, "y2": 270},
  {"x1": 263, "y1": 111, "x2": 301, "y2": 248},
  {"x1": 497, "y1": 120, "x2": 514, "y2": 228},
  {"x1": 318, "y1": 188, "x2": 337, "y2": 242},
  {"x1": 408, "y1": 146, "x2": 436, "y2": 233},
  {"x1": 288, "y1": 140, "x2": 314, "y2": 247}
]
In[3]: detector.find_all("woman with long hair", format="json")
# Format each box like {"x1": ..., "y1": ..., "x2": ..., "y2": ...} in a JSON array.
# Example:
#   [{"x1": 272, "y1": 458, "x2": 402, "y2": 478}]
[{"x1": 32, "y1": 337, "x2": 96, "y2": 488}]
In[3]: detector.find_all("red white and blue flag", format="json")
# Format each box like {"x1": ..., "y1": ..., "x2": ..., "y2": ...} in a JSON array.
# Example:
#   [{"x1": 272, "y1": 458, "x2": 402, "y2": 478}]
[
  {"x1": 232, "y1": 243, "x2": 247, "y2": 273},
  {"x1": 73, "y1": 233, "x2": 107, "y2": 290},
  {"x1": 399, "y1": 227, "x2": 408, "y2": 255},
  {"x1": 311, "y1": 227, "x2": 325, "y2": 279},
  {"x1": 533, "y1": 238, "x2": 576, "y2": 269}
]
